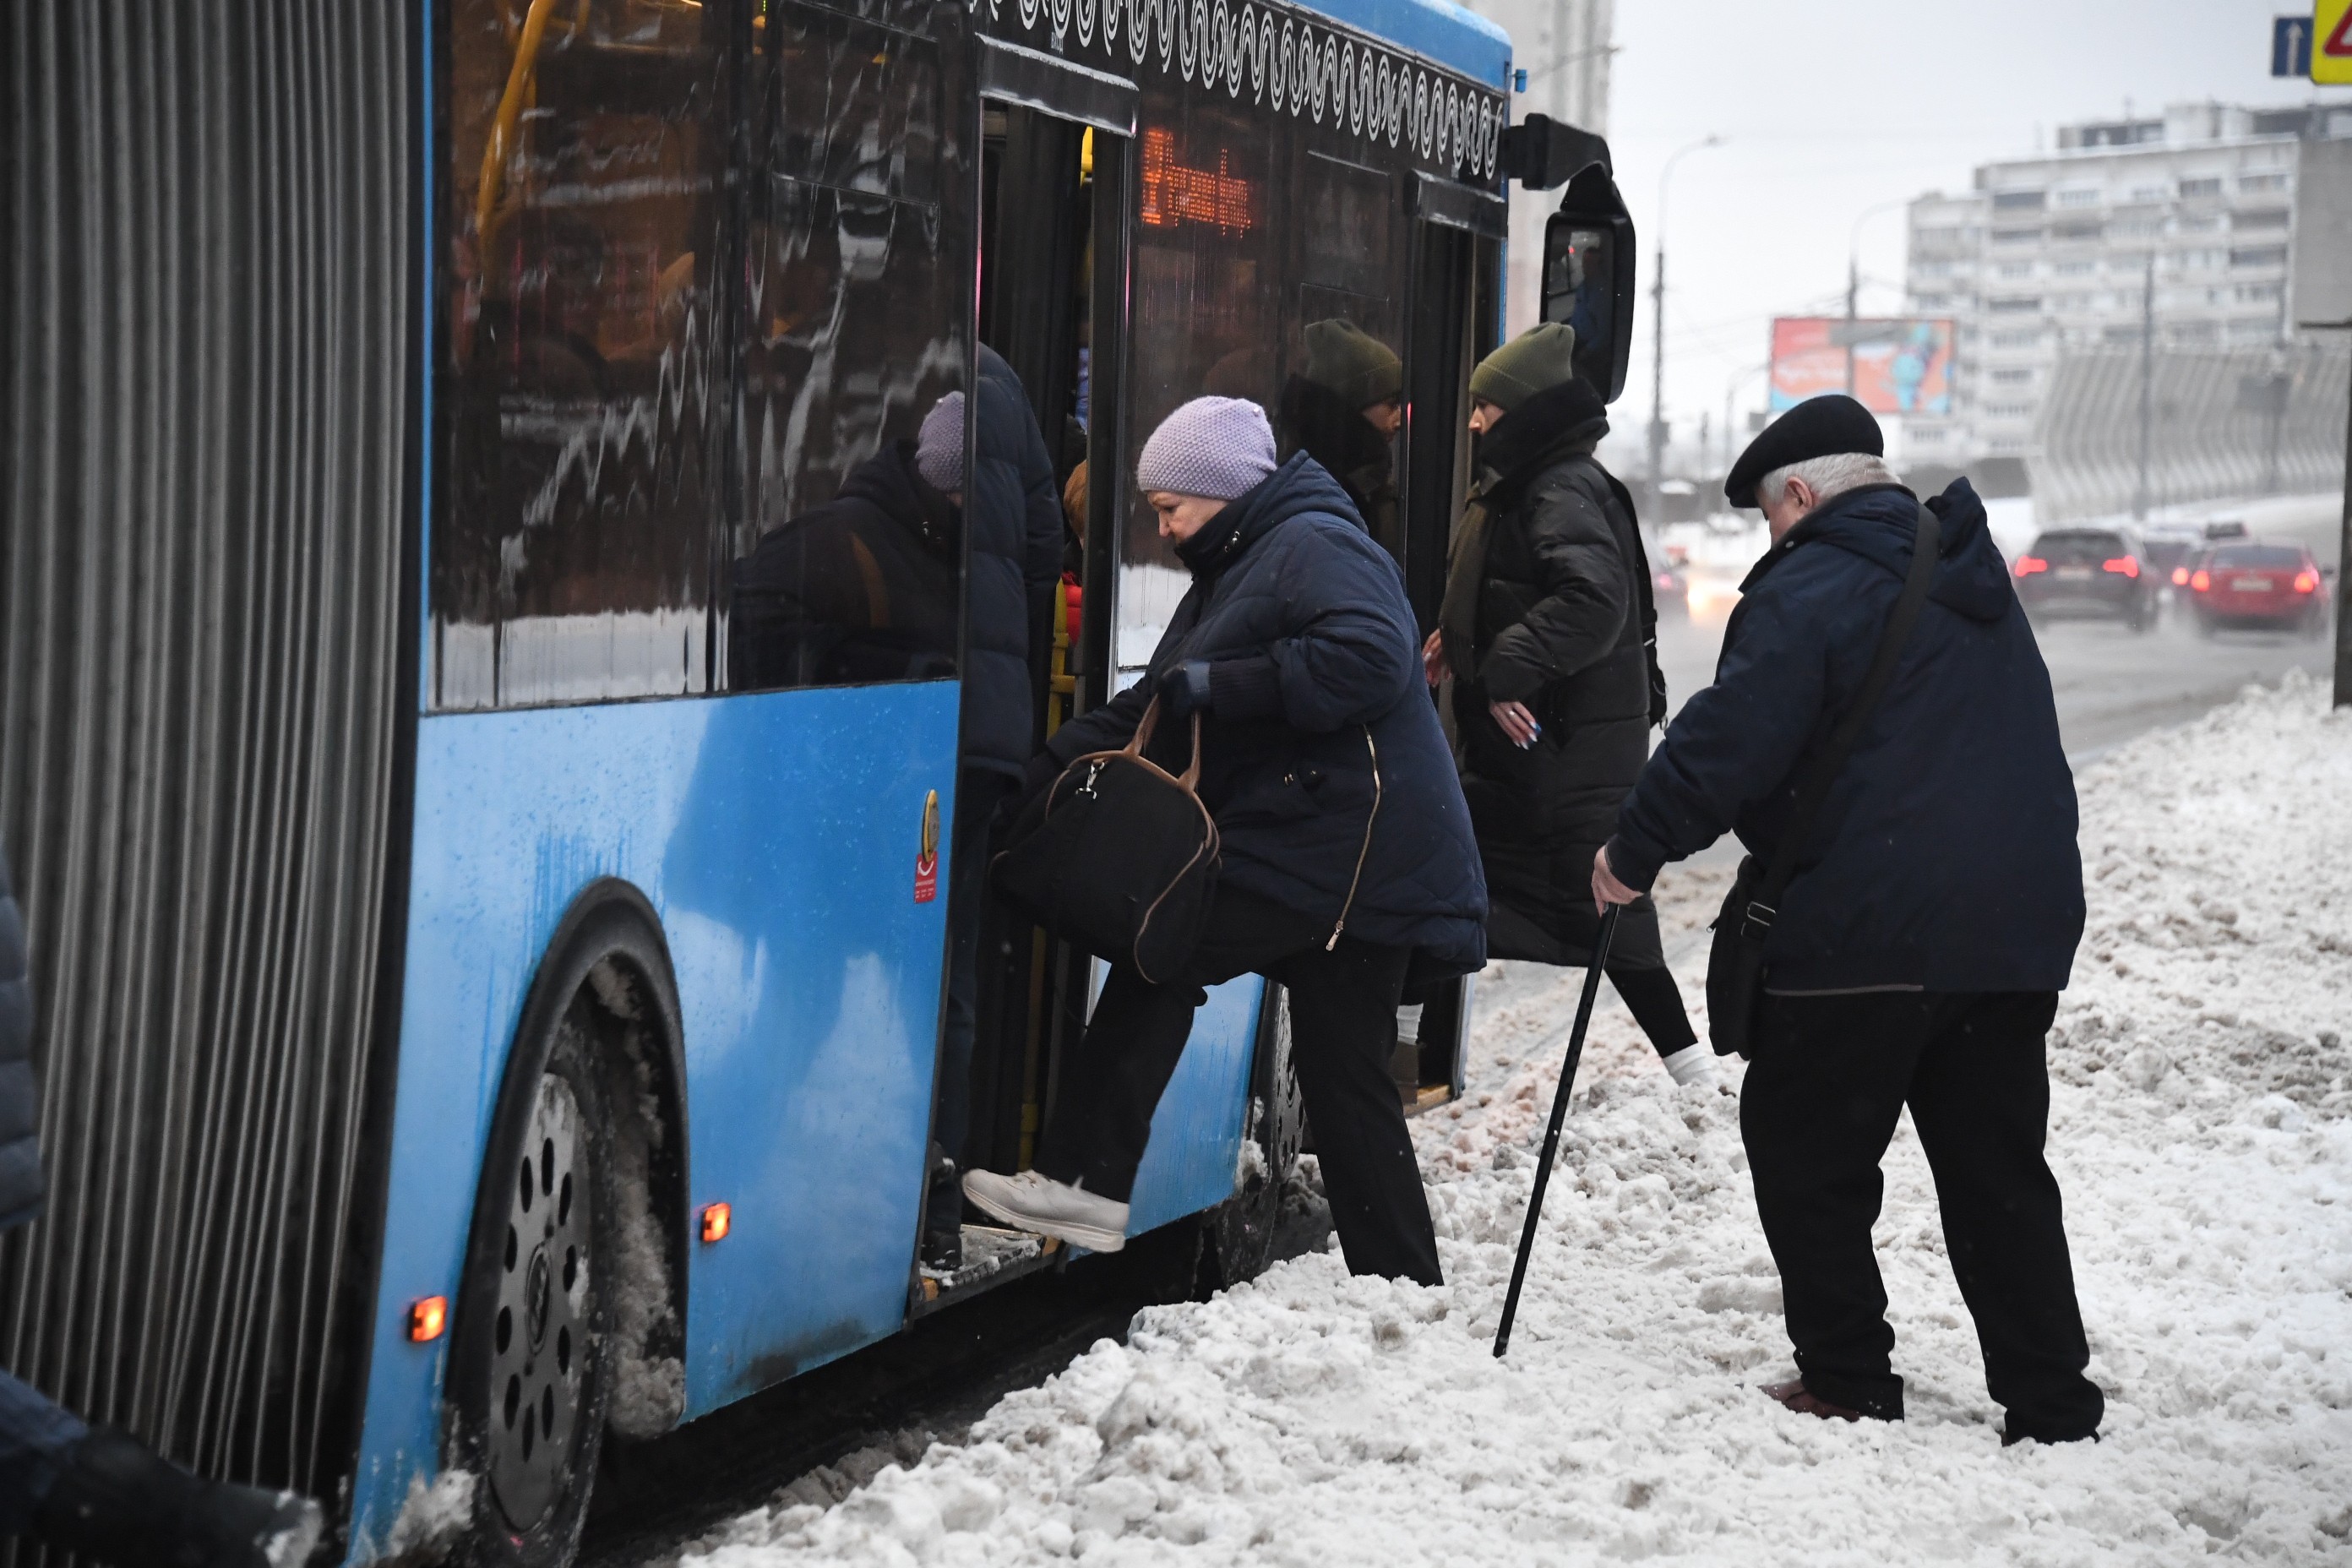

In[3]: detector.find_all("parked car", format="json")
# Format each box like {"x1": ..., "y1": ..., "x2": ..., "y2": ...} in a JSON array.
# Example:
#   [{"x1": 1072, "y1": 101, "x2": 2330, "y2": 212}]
[
  {"x1": 2182, "y1": 542, "x2": 2330, "y2": 638},
  {"x1": 2012, "y1": 526, "x2": 2159, "y2": 632},
  {"x1": 1642, "y1": 525, "x2": 1688, "y2": 619}
]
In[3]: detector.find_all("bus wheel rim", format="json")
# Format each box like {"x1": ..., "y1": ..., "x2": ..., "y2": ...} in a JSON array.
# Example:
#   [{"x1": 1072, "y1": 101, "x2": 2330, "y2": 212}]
[{"x1": 487, "y1": 1069, "x2": 591, "y2": 1533}]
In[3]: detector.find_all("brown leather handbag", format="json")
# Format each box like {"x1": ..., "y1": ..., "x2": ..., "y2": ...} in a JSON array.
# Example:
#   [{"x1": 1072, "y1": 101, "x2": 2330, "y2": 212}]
[{"x1": 991, "y1": 698, "x2": 1221, "y2": 984}]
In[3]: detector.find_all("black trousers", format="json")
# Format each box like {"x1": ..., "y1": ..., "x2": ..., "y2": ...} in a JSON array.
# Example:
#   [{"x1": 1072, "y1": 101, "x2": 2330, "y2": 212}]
[
  {"x1": 937, "y1": 768, "x2": 1016, "y2": 1167},
  {"x1": 1034, "y1": 889, "x2": 1443, "y2": 1286},
  {"x1": 1741, "y1": 990, "x2": 2103, "y2": 1440},
  {"x1": 1608, "y1": 964, "x2": 1698, "y2": 1058}
]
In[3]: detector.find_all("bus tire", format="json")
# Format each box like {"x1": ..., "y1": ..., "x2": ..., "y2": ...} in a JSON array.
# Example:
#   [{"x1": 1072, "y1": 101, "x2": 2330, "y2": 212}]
[
  {"x1": 448, "y1": 890, "x2": 682, "y2": 1568},
  {"x1": 1200, "y1": 983, "x2": 1303, "y2": 1293}
]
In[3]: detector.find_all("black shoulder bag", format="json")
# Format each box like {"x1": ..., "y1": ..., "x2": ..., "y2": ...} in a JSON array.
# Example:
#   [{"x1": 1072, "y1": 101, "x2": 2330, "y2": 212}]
[
  {"x1": 990, "y1": 697, "x2": 1221, "y2": 985},
  {"x1": 1706, "y1": 502, "x2": 1941, "y2": 1058}
]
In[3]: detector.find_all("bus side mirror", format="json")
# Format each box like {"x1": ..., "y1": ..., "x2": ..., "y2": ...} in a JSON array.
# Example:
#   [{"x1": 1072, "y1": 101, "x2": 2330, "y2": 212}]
[
  {"x1": 1541, "y1": 163, "x2": 1636, "y2": 405},
  {"x1": 1498, "y1": 114, "x2": 1610, "y2": 190}
]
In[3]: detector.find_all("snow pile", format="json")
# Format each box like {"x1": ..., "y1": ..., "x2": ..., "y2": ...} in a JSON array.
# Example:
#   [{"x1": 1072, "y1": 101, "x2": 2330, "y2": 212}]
[{"x1": 682, "y1": 677, "x2": 2352, "y2": 1565}]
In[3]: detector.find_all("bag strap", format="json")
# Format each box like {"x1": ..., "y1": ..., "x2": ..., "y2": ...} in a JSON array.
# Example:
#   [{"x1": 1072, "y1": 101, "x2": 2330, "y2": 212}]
[
  {"x1": 1121, "y1": 696, "x2": 1206, "y2": 792},
  {"x1": 1742, "y1": 501, "x2": 1942, "y2": 937},
  {"x1": 1599, "y1": 468, "x2": 1667, "y2": 726}
]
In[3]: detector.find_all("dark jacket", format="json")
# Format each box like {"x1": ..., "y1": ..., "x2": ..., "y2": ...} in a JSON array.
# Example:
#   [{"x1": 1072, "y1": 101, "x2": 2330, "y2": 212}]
[
  {"x1": 729, "y1": 440, "x2": 961, "y2": 690},
  {"x1": 1, "y1": 847, "x2": 43, "y2": 1231},
  {"x1": 964, "y1": 346, "x2": 1066, "y2": 778},
  {"x1": 1278, "y1": 376, "x2": 1399, "y2": 560},
  {"x1": 1045, "y1": 454, "x2": 1488, "y2": 974},
  {"x1": 1452, "y1": 379, "x2": 1663, "y2": 968},
  {"x1": 1606, "y1": 478, "x2": 2083, "y2": 994}
]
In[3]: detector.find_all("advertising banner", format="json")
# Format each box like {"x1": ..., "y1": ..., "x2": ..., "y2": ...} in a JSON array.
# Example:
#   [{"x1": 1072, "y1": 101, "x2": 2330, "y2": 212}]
[{"x1": 1769, "y1": 317, "x2": 1954, "y2": 415}]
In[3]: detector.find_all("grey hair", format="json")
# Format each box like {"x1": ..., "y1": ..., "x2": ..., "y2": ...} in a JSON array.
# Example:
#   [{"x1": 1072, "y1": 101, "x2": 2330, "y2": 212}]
[{"x1": 1753, "y1": 452, "x2": 1898, "y2": 511}]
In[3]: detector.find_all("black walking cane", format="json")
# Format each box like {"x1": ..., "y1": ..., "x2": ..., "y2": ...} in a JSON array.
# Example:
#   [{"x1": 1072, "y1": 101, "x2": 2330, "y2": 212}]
[{"x1": 1492, "y1": 902, "x2": 1622, "y2": 1358}]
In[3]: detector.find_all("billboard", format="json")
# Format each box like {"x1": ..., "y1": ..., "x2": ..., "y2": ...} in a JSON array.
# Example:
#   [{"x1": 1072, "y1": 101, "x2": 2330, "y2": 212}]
[{"x1": 1769, "y1": 317, "x2": 1954, "y2": 415}]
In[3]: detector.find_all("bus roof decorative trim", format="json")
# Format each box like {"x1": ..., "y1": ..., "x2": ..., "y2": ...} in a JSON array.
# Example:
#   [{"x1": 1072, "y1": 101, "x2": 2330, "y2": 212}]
[
  {"x1": 979, "y1": 35, "x2": 1142, "y2": 133},
  {"x1": 972, "y1": 0, "x2": 1506, "y2": 188}
]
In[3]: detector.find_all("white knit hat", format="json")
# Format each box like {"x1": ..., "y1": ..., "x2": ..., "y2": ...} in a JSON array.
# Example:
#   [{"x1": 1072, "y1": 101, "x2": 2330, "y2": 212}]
[
  {"x1": 916, "y1": 393, "x2": 965, "y2": 493},
  {"x1": 1135, "y1": 396, "x2": 1277, "y2": 501}
]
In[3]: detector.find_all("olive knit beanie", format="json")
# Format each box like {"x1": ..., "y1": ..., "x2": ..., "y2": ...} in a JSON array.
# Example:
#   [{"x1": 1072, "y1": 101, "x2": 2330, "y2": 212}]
[
  {"x1": 915, "y1": 392, "x2": 965, "y2": 493},
  {"x1": 1135, "y1": 396, "x2": 1278, "y2": 500},
  {"x1": 1304, "y1": 318, "x2": 1404, "y2": 410},
  {"x1": 1468, "y1": 322, "x2": 1579, "y2": 412}
]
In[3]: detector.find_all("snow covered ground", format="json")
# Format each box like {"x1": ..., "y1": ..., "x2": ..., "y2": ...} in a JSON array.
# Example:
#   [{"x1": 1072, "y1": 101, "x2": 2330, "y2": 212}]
[{"x1": 679, "y1": 676, "x2": 2352, "y2": 1565}]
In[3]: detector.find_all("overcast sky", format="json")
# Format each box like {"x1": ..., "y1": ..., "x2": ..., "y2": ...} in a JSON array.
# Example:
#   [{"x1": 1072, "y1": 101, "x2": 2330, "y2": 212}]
[{"x1": 1585, "y1": 0, "x2": 2349, "y2": 476}]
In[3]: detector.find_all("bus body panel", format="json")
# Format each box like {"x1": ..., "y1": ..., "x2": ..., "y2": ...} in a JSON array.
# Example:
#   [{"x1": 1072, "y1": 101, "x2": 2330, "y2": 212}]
[
  {"x1": 1125, "y1": 976, "x2": 1266, "y2": 1235},
  {"x1": 347, "y1": 683, "x2": 959, "y2": 1553},
  {"x1": 1306, "y1": 0, "x2": 1512, "y2": 86}
]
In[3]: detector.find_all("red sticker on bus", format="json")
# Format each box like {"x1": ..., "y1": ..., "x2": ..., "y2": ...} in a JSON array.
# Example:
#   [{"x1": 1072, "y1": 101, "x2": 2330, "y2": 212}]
[{"x1": 914, "y1": 789, "x2": 940, "y2": 902}]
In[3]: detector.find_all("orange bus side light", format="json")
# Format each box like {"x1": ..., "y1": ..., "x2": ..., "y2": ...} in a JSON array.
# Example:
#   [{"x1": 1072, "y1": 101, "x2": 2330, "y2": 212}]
[
  {"x1": 408, "y1": 1296, "x2": 448, "y2": 1342},
  {"x1": 701, "y1": 1202, "x2": 732, "y2": 1243}
]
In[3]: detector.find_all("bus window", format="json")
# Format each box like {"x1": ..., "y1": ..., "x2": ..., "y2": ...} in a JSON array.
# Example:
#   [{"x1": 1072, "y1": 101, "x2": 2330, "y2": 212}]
[
  {"x1": 437, "y1": 0, "x2": 727, "y2": 710},
  {"x1": 726, "y1": 0, "x2": 970, "y2": 694},
  {"x1": 1285, "y1": 151, "x2": 1409, "y2": 562},
  {"x1": 1122, "y1": 90, "x2": 1281, "y2": 669}
]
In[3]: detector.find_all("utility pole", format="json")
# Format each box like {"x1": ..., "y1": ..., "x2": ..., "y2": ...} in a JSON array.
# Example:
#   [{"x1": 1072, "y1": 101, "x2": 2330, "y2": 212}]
[
  {"x1": 2133, "y1": 251, "x2": 2154, "y2": 522},
  {"x1": 1649, "y1": 134, "x2": 1723, "y2": 517},
  {"x1": 1845, "y1": 254, "x2": 1859, "y2": 397},
  {"x1": 1648, "y1": 242, "x2": 1668, "y2": 512}
]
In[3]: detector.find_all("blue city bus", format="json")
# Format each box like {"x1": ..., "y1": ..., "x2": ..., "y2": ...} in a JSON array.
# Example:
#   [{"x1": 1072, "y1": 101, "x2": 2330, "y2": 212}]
[{"x1": 1, "y1": 3, "x2": 1612, "y2": 1565}]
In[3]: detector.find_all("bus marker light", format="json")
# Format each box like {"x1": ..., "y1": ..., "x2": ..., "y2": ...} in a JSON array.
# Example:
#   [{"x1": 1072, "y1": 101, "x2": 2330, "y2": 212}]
[
  {"x1": 408, "y1": 1296, "x2": 447, "y2": 1342},
  {"x1": 701, "y1": 1202, "x2": 732, "y2": 1243}
]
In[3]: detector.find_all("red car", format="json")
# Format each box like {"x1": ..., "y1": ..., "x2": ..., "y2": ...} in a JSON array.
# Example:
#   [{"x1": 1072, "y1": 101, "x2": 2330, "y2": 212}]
[{"x1": 2176, "y1": 542, "x2": 2329, "y2": 638}]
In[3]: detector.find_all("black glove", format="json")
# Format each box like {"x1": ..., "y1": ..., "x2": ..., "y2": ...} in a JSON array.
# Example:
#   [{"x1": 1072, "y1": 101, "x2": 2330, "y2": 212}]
[{"x1": 1162, "y1": 659, "x2": 1214, "y2": 718}]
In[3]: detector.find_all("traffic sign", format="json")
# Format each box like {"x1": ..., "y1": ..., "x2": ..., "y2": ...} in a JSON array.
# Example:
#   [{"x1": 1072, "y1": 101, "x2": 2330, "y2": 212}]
[
  {"x1": 2276, "y1": 14, "x2": 2312, "y2": 74},
  {"x1": 2318, "y1": 0, "x2": 2352, "y2": 84}
]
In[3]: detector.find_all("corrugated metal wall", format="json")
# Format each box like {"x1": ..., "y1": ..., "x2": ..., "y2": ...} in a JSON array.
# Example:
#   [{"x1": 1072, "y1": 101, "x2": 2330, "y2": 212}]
[
  {"x1": 2031, "y1": 344, "x2": 2352, "y2": 522},
  {"x1": 1, "y1": 0, "x2": 415, "y2": 1515}
]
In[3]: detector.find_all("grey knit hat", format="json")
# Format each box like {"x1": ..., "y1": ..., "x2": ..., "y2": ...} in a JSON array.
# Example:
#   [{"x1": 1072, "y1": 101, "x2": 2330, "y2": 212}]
[
  {"x1": 1135, "y1": 396, "x2": 1277, "y2": 500},
  {"x1": 916, "y1": 392, "x2": 964, "y2": 493}
]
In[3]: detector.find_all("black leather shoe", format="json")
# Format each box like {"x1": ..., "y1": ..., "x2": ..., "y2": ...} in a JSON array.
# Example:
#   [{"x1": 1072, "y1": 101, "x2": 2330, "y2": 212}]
[{"x1": 35, "y1": 1427, "x2": 324, "y2": 1568}]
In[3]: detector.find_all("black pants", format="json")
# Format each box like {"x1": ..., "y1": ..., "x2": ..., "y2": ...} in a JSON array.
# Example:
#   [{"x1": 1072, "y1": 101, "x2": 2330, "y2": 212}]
[
  {"x1": 1035, "y1": 889, "x2": 1443, "y2": 1286},
  {"x1": 937, "y1": 768, "x2": 1016, "y2": 1167},
  {"x1": 1608, "y1": 965, "x2": 1698, "y2": 1058},
  {"x1": 1741, "y1": 990, "x2": 2104, "y2": 1439}
]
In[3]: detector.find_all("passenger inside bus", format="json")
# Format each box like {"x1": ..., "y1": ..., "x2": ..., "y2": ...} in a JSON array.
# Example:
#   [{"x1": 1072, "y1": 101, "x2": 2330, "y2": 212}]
[
  {"x1": 726, "y1": 395, "x2": 965, "y2": 691},
  {"x1": 1278, "y1": 318, "x2": 1404, "y2": 556}
]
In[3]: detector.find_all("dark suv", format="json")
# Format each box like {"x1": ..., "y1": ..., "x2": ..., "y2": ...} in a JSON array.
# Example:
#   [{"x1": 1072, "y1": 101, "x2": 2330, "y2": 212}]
[{"x1": 2012, "y1": 527, "x2": 2159, "y2": 633}]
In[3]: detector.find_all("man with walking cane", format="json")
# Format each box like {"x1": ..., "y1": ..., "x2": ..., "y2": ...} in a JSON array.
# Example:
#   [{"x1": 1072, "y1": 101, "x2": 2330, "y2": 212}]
[{"x1": 1589, "y1": 395, "x2": 2105, "y2": 1446}]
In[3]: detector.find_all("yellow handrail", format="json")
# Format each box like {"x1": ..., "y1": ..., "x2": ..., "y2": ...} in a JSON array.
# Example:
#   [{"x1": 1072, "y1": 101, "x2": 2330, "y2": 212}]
[{"x1": 476, "y1": 0, "x2": 564, "y2": 250}]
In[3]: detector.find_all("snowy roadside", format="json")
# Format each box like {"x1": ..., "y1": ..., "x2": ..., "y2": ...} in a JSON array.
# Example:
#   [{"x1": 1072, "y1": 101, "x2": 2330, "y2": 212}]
[{"x1": 682, "y1": 675, "x2": 2352, "y2": 1565}]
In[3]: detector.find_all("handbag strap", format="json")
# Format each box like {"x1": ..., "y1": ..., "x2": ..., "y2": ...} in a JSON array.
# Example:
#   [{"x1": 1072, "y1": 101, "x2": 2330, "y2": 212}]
[
  {"x1": 1742, "y1": 501, "x2": 1942, "y2": 938},
  {"x1": 1121, "y1": 696, "x2": 1206, "y2": 792}
]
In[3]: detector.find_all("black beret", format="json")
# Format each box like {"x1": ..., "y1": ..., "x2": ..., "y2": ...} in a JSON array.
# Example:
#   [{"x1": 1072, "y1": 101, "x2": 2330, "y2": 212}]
[{"x1": 1724, "y1": 394, "x2": 1884, "y2": 508}]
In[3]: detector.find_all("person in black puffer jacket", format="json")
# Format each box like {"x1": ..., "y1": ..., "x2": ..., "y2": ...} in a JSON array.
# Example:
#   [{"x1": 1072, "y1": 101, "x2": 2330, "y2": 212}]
[
  {"x1": 0, "y1": 847, "x2": 325, "y2": 1566},
  {"x1": 1424, "y1": 324, "x2": 1709, "y2": 1088},
  {"x1": 962, "y1": 397, "x2": 1485, "y2": 1285}
]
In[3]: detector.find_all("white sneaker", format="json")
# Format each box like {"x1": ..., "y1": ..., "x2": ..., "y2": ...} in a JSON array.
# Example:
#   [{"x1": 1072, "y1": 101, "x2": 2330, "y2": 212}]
[
  {"x1": 961, "y1": 1169, "x2": 1129, "y2": 1252},
  {"x1": 1660, "y1": 1043, "x2": 1718, "y2": 1087}
]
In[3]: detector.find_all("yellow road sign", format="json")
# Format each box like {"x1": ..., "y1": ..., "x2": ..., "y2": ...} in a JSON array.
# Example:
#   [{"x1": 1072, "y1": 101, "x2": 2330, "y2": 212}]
[{"x1": 2317, "y1": 0, "x2": 2352, "y2": 84}]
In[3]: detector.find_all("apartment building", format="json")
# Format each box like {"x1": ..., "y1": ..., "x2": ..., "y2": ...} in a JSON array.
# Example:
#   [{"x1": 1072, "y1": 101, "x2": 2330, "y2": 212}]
[{"x1": 1902, "y1": 101, "x2": 2352, "y2": 469}]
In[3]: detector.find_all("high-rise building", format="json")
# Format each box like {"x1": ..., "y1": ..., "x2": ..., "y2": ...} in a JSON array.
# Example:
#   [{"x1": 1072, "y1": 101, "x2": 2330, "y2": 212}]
[
  {"x1": 1902, "y1": 102, "x2": 2352, "y2": 474},
  {"x1": 1463, "y1": 0, "x2": 1614, "y2": 335}
]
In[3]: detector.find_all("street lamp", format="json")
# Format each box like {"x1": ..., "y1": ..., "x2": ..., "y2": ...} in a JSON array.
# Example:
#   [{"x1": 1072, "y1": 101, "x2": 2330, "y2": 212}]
[
  {"x1": 1845, "y1": 196, "x2": 1912, "y2": 397},
  {"x1": 1648, "y1": 134, "x2": 1725, "y2": 516}
]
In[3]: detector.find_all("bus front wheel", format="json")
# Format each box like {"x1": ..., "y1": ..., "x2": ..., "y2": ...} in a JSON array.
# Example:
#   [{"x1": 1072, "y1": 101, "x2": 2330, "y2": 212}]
[{"x1": 449, "y1": 999, "x2": 618, "y2": 1568}]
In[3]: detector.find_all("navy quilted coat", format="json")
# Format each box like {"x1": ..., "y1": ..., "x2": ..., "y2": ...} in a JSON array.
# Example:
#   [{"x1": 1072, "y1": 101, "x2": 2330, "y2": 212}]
[
  {"x1": 961, "y1": 346, "x2": 1067, "y2": 777},
  {"x1": 0, "y1": 846, "x2": 43, "y2": 1231},
  {"x1": 1045, "y1": 453, "x2": 1488, "y2": 975}
]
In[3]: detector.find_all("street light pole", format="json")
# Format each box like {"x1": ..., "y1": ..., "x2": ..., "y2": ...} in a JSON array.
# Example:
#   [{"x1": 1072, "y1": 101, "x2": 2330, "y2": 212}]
[
  {"x1": 1844, "y1": 197, "x2": 1910, "y2": 400},
  {"x1": 1648, "y1": 134, "x2": 1723, "y2": 517}
]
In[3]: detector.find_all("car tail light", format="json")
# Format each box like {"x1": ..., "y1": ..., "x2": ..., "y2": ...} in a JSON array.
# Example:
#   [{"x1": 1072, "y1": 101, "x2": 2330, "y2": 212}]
[
  {"x1": 2190, "y1": 569, "x2": 2211, "y2": 593},
  {"x1": 2294, "y1": 569, "x2": 2318, "y2": 594},
  {"x1": 2101, "y1": 557, "x2": 2138, "y2": 578},
  {"x1": 2171, "y1": 566, "x2": 2190, "y2": 586},
  {"x1": 2014, "y1": 556, "x2": 2047, "y2": 577}
]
